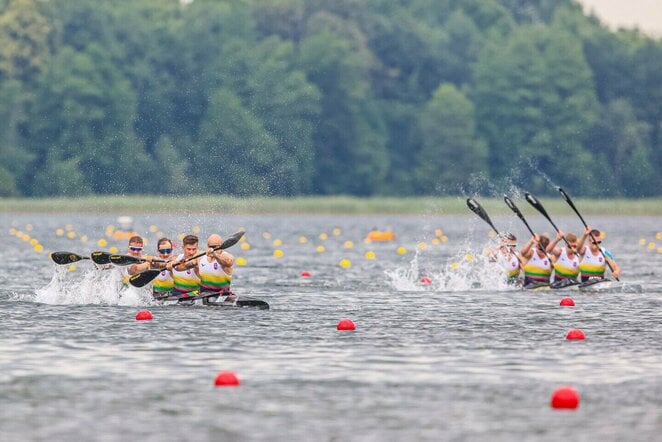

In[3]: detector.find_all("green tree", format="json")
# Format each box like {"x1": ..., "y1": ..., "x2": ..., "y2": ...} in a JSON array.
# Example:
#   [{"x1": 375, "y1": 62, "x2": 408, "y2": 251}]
[{"x1": 415, "y1": 83, "x2": 487, "y2": 194}]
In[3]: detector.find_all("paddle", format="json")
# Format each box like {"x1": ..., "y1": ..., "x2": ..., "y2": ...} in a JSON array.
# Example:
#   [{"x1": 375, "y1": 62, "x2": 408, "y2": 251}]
[
  {"x1": 524, "y1": 192, "x2": 575, "y2": 251},
  {"x1": 557, "y1": 187, "x2": 619, "y2": 281},
  {"x1": 129, "y1": 230, "x2": 245, "y2": 288},
  {"x1": 504, "y1": 195, "x2": 556, "y2": 269},
  {"x1": 50, "y1": 251, "x2": 90, "y2": 265},
  {"x1": 110, "y1": 254, "x2": 166, "y2": 266},
  {"x1": 91, "y1": 251, "x2": 112, "y2": 265},
  {"x1": 466, "y1": 198, "x2": 500, "y2": 235}
]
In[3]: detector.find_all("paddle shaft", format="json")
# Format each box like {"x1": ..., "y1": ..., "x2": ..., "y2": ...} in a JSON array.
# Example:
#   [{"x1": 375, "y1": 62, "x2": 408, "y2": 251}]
[
  {"x1": 524, "y1": 193, "x2": 575, "y2": 251},
  {"x1": 557, "y1": 188, "x2": 618, "y2": 280},
  {"x1": 503, "y1": 196, "x2": 551, "y2": 265}
]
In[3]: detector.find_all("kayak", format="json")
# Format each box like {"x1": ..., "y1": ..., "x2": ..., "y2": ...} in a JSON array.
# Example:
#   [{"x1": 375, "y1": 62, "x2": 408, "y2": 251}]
[
  {"x1": 154, "y1": 292, "x2": 269, "y2": 309},
  {"x1": 524, "y1": 279, "x2": 642, "y2": 293}
]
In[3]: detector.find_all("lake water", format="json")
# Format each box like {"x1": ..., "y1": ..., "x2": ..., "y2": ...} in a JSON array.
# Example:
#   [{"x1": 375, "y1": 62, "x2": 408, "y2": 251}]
[{"x1": 1, "y1": 212, "x2": 661, "y2": 441}]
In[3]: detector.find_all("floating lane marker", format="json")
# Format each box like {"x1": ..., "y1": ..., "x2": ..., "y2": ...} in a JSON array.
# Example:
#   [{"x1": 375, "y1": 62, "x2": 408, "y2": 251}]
[
  {"x1": 337, "y1": 319, "x2": 356, "y2": 331},
  {"x1": 236, "y1": 257, "x2": 247, "y2": 266},
  {"x1": 551, "y1": 386, "x2": 580, "y2": 409},
  {"x1": 566, "y1": 329, "x2": 585, "y2": 340},
  {"x1": 136, "y1": 310, "x2": 153, "y2": 321},
  {"x1": 214, "y1": 371, "x2": 240, "y2": 387}
]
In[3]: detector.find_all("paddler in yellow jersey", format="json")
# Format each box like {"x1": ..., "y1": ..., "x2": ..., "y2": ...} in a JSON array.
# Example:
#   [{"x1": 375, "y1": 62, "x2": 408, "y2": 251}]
[
  {"x1": 198, "y1": 234, "x2": 236, "y2": 305},
  {"x1": 151, "y1": 237, "x2": 175, "y2": 300},
  {"x1": 169, "y1": 234, "x2": 201, "y2": 298},
  {"x1": 577, "y1": 227, "x2": 621, "y2": 281},
  {"x1": 519, "y1": 234, "x2": 552, "y2": 287},
  {"x1": 119, "y1": 236, "x2": 155, "y2": 286},
  {"x1": 546, "y1": 230, "x2": 580, "y2": 287},
  {"x1": 485, "y1": 233, "x2": 521, "y2": 284}
]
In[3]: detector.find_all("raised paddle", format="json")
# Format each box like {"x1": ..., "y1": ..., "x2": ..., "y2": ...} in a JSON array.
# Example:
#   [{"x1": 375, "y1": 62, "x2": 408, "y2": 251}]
[
  {"x1": 50, "y1": 252, "x2": 90, "y2": 265},
  {"x1": 129, "y1": 230, "x2": 245, "y2": 288},
  {"x1": 524, "y1": 192, "x2": 575, "y2": 252},
  {"x1": 557, "y1": 187, "x2": 619, "y2": 281},
  {"x1": 466, "y1": 198, "x2": 500, "y2": 235},
  {"x1": 504, "y1": 195, "x2": 556, "y2": 264}
]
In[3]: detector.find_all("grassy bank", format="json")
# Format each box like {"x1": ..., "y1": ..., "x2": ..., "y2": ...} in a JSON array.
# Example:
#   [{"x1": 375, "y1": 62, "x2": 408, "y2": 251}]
[{"x1": 1, "y1": 195, "x2": 661, "y2": 215}]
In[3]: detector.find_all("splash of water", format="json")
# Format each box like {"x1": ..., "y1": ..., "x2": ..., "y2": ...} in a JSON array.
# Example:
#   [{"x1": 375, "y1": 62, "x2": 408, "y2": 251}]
[{"x1": 28, "y1": 265, "x2": 155, "y2": 306}]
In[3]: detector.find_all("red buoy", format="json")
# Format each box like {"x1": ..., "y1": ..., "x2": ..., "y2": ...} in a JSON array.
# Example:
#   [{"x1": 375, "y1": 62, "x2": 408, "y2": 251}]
[
  {"x1": 420, "y1": 276, "x2": 432, "y2": 284},
  {"x1": 135, "y1": 310, "x2": 153, "y2": 321},
  {"x1": 337, "y1": 319, "x2": 356, "y2": 331},
  {"x1": 566, "y1": 329, "x2": 585, "y2": 340},
  {"x1": 551, "y1": 386, "x2": 580, "y2": 409},
  {"x1": 214, "y1": 371, "x2": 240, "y2": 387},
  {"x1": 300, "y1": 271, "x2": 311, "y2": 277},
  {"x1": 559, "y1": 297, "x2": 575, "y2": 306}
]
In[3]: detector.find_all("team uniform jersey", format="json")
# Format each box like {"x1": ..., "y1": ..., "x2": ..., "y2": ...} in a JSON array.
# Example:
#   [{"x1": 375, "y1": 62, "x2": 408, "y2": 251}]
[
  {"x1": 497, "y1": 252, "x2": 520, "y2": 282},
  {"x1": 172, "y1": 253, "x2": 200, "y2": 295},
  {"x1": 579, "y1": 248, "x2": 607, "y2": 281},
  {"x1": 523, "y1": 251, "x2": 552, "y2": 285},
  {"x1": 153, "y1": 269, "x2": 174, "y2": 296},
  {"x1": 198, "y1": 256, "x2": 232, "y2": 293},
  {"x1": 552, "y1": 248, "x2": 580, "y2": 281}
]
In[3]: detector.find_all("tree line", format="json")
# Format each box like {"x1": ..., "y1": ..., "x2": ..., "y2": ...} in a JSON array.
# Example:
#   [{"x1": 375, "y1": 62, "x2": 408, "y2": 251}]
[{"x1": 0, "y1": 0, "x2": 660, "y2": 198}]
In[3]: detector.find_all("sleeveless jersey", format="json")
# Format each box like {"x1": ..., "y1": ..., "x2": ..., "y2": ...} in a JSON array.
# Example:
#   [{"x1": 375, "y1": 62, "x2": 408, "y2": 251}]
[
  {"x1": 497, "y1": 252, "x2": 520, "y2": 280},
  {"x1": 523, "y1": 251, "x2": 551, "y2": 283},
  {"x1": 553, "y1": 248, "x2": 579, "y2": 280},
  {"x1": 579, "y1": 248, "x2": 606, "y2": 281},
  {"x1": 153, "y1": 269, "x2": 174, "y2": 294},
  {"x1": 198, "y1": 256, "x2": 232, "y2": 293},
  {"x1": 172, "y1": 253, "x2": 200, "y2": 295}
]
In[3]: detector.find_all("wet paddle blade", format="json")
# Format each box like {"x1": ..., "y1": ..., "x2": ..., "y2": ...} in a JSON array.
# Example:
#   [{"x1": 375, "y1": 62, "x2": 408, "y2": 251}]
[
  {"x1": 218, "y1": 230, "x2": 245, "y2": 250},
  {"x1": 110, "y1": 254, "x2": 142, "y2": 266},
  {"x1": 91, "y1": 251, "x2": 112, "y2": 265},
  {"x1": 466, "y1": 198, "x2": 499, "y2": 235},
  {"x1": 50, "y1": 251, "x2": 87, "y2": 265},
  {"x1": 129, "y1": 269, "x2": 161, "y2": 287}
]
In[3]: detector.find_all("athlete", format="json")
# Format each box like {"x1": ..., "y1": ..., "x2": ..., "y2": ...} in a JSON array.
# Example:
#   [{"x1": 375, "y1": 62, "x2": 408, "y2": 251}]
[
  {"x1": 119, "y1": 236, "x2": 154, "y2": 286},
  {"x1": 546, "y1": 230, "x2": 580, "y2": 287},
  {"x1": 169, "y1": 234, "x2": 201, "y2": 299},
  {"x1": 198, "y1": 234, "x2": 236, "y2": 304},
  {"x1": 485, "y1": 233, "x2": 521, "y2": 284},
  {"x1": 519, "y1": 234, "x2": 552, "y2": 287},
  {"x1": 151, "y1": 237, "x2": 175, "y2": 300},
  {"x1": 577, "y1": 227, "x2": 621, "y2": 281}
]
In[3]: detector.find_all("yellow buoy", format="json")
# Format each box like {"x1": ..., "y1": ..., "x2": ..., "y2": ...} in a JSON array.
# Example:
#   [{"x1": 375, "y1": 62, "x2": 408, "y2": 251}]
[
  {"x1": 639, "y1": 238, "x2": 646, "y2": 246},
  {"x1": 418, "y1": 242, "x2": 427, "y2": 250},
  {"x1": 80, "y1": 235, "x2": 88, "y2": 242},
  {"x1": 149, "y1": 225, "x2": 158, "y2": 233},
  {"x1": 316, "y1": 245, "x2": 325, "y2": 253},
  {"x1": 34, "y1": 244, "x2": 44, "y2": 252},
  {"x1": 656, "y1": 232, "x2": 662, "y2": 240},
  {"x1": 22, "y1": 234, "x2": 30, "y2": 241},
  {"x1": 97, "y1": 239, "x2": 108, "y2": 247},
  {"x1": 339, "y1": 258, "x2": 351, "y2": 268},
  {"x1": 344, "y1": 240, "x2": 354, "y2": 248},
  {"x1": 648, "y1": 242, "x2": 656, "y2": 250},
  {"x1": 431, "y1": 238, "x2": 440, "y2": 245},
  {"x1": 262, "y1": 232, "x2": 272, "y2": 240},
  {"x1": 441, "y1": 236, "x2": 448, "y2": 243},
  {"x1": 67, "y1": 231, "x2": 76, "y2": 239},
  {"x1": 450, "y1": 262, "x2": 460, "y2": 269},
  {"x1": 65, "y1": 224, "x2": 74, "y2": 231},
  {"x1": 68, "y1": 265, "x2": 76, "y2": 272},
  {"x1": 56, "y1": 228, "x2": 64, "y2": 236},
  {"x1": 274, "y1": 249, "x2": 284, "y2": 258},
  {"x1": 240, "y1": 242, "x2": 251, "y2": 250},
  {"x1": 30, "y1": 238, "x2": 38, "y2": 246},
  {"x1": 236, "y1": 257, "x2": 247, "y2": 266},
  {"x1": 319, "y1": 233, "x2": 328, "y2": 241},
  {"x1": 109, "y1": 246, "x2": 119, "y2": 254},
  {"x1": 465, "y1": 254, "x2": 474, "y2": 262},
  {"x1": 364, "y1": 251, "x2": 376, "y2": 260},
  {"x1": 332, "y1": 228, "x2": 342, "y2": 236},
  {"x1": 273, "y1": 239, "x2": 283, "y2": 247},
  {"x1": 396, "y1": 246, "x2": 407, "y2": 255},
  {"x1": 298, "y1": 236, "x2": 308, "y2": 244},
  {"x1": 435, "y1": 229, "x2": 443, "y2": 237}
]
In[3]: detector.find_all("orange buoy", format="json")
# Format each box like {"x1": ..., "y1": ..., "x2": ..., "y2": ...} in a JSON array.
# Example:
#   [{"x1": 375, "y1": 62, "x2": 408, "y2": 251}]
[
  {"x1": 366, "y1": 230, "x2": 396, "y2": 242},
  {"x1": 559, "y1": 297, "x2": 575, "y2": 306},
  {"x1": 135, "y1": 310, "x2": 153, "y2": 321}
]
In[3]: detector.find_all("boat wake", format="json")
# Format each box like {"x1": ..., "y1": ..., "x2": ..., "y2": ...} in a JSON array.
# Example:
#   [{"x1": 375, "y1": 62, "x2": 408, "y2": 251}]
[
  {"x1": 384, "y1": 249, "x2": 512, "y2": 292},
  {"x1": 18, "y1": 266, "x2": 155, "y2": 306}
]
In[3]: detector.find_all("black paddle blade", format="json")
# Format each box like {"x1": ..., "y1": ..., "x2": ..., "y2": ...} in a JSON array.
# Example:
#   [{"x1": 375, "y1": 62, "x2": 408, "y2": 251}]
[
  {"x1": 110, "y1": 254, "x2": 142, "y2": 266},
  {"x1": 91, "y1": 251, "x2": 112, "y2": 265},
  {"x1": 466, "y1": 198, "x2": 499, "y2": 235},
  {"x1": 50, "y1": 251, "x2": 87, "y2": 265},
  {"x1": 129, "y1": 269, "x2": 161, "y2": 287},
  {"x1": 524, "y1": 192, "x2": 551, "y2": 219},
  {"x1": 217, "y1": 230, "x2": 245, "y2": 250},
  {"x1": 503, "y1": 195, "x2": 521, "y2": 216}
]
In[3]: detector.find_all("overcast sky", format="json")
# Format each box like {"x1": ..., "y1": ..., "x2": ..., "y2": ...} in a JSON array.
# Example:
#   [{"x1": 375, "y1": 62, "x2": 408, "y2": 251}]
[{"x1": 577, "y1": 0, "x2": 662, "y2": 36}]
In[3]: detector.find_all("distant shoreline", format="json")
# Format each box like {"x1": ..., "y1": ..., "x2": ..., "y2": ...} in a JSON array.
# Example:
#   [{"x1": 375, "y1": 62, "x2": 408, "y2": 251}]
[{"x1": 1, "y1": 196, "x2": 661, "y2": 216}]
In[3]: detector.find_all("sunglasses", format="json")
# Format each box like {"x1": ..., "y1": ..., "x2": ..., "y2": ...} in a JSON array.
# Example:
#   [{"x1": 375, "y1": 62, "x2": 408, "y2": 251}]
[
  {"x1": 506, "y1": 244, "x2": 517, "y2": 248},
  {"x1": 129, "y1": 246, "x2": 143, "y2": 252},
  {"x1": 158, "y1": 248, "x2": 173, "y2": 254},
  {"x1": 593, "y1": 241, "x2": 602, "y2": 245}
]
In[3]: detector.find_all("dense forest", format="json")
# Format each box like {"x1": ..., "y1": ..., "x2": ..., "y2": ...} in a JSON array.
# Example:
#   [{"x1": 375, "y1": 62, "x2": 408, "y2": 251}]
[{"x1": 0, "y1": 0, "x2": 660, "y2": 197}]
